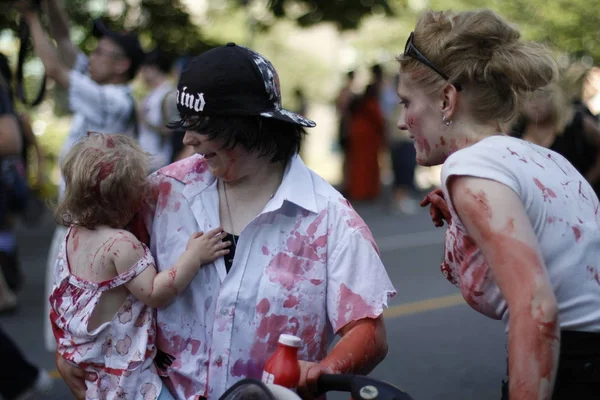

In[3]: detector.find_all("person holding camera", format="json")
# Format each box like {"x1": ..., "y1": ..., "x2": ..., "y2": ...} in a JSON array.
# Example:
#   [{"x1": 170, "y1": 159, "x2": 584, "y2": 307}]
[
  {"x1": 15, "y1": 0, "x2": 144, "y2": 183},
  {"x1": 13, "y1": 0, "x2": 145, "y2": 352}
]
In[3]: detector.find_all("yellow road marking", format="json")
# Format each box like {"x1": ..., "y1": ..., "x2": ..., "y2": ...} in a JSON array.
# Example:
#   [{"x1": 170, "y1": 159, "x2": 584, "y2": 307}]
[
  {"x1": 383, "y1": 293, "x2": 465, "y2": 318},
  {"x1": 48, "y1": 293, "x2": 466, "y2": 381}
]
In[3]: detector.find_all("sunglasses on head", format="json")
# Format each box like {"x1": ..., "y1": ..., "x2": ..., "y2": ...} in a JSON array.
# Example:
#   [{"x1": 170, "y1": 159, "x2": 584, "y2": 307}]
[{"x1": 403, "y1": 32, "x2": 462, "y2": 91}]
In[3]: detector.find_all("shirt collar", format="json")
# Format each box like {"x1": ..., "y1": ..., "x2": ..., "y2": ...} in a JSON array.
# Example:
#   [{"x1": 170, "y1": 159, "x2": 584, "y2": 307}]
[
  {"x1": 179, "y1": 154, "x2": 318, "y2": 214},
  {"x1": 264, "y1": 154, "x2": 318, "y2": 214}
]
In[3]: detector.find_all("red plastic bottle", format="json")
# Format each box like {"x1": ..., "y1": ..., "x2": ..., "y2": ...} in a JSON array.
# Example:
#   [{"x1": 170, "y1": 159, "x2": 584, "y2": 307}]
[{"x1": 261, "y1": 334, "x2": 302, "y2": 389}]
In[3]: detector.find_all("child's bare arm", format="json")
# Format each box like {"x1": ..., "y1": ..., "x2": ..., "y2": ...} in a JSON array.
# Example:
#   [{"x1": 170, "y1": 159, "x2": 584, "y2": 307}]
[{"x1": 113, "y1": 228, "x2": 230, "y2": 308}]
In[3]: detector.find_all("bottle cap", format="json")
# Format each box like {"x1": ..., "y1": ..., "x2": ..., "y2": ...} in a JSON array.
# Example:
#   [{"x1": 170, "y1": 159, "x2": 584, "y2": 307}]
[{"x1": 278, "y1": 334, "x2": 302, "y2": 348}]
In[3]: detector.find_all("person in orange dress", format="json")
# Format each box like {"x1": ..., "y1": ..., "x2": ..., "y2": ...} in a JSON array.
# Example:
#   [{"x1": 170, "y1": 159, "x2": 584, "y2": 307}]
[{"x1": 346, "y1": 81, "x2": 385, "y2": 201}]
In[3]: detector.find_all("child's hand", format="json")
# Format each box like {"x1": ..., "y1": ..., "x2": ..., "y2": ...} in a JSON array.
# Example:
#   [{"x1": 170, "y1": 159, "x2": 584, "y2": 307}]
[{"x1": 185, "y1": 227, "x2": 230, "y2": 266}]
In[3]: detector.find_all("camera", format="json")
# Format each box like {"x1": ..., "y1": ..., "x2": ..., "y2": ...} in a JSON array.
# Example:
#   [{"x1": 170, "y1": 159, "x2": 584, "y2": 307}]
[{"x1": 12, "y1": 0, "x2": 47, "y2": 107}]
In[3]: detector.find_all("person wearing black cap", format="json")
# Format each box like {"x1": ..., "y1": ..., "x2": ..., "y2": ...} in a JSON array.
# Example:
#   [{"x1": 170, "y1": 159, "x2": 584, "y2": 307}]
[
  {"x1": 14, "y1": 0, "x2": 145, "y2": 355},
  {"x1": 56, "y1": 43, "x2": 396, "y2": 400}
]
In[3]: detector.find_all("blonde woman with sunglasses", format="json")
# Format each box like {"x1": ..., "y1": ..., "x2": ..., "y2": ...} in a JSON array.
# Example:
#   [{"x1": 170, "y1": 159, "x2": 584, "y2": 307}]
[{"x1": 399, "y1": 9, "x2": 600, "y2": 400}]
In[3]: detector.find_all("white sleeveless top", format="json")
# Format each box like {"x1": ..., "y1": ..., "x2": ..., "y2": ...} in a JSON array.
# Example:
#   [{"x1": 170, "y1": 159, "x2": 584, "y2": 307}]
[
  {"x1": 50, "y1": 227, "x2": 163, "y2": 399},
  {"x1": 441, "y1": 135, "x2": 600, "y2": 333}
]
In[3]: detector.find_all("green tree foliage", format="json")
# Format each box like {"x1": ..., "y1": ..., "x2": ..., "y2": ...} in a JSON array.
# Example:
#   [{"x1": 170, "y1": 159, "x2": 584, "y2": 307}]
[
  {"x1": 497, "y1": 0, "x2": 599, "y2": 64},
  {"x1": 0, "y1": 0, "x2": 217, "y2": 56},
  {"x1": 246, "y1": 0, "x2": 395, "y2": 30},
  {"x1": 426, "y1": 0, "x2": 600, "y2": 64},
  {"x1": 0, "y1": 0, "x2": 221, "y2": 115},
  {"x1": 2, "y1": 0, "x2": 597, "y2": 66}
]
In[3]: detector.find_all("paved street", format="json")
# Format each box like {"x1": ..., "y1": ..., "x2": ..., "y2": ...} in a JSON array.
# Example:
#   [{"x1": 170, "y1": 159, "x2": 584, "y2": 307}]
[{"x1": 1, "y1": 194, "x2": 507, "y2": 400}]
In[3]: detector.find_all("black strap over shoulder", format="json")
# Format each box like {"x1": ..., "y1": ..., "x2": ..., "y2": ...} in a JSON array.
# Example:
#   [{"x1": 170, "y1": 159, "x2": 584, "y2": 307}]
[{"x1": 15, "y1": 18, "x2": 46, "y2": 107}]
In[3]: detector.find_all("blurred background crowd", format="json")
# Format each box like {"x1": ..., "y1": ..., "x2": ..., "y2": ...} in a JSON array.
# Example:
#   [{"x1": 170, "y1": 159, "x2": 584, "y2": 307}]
[{"x1": 1, "y1": 0, "x2": 598, "y2": 210}]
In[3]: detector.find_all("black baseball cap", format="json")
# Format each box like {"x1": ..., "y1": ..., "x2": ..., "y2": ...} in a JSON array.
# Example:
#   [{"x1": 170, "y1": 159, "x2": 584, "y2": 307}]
[
  {"x1": 92, "y1": 19, "x2": 145, "y2": 79},
  {"x1": 176, "y1": 43, "x2": 316, "y2": 128}
]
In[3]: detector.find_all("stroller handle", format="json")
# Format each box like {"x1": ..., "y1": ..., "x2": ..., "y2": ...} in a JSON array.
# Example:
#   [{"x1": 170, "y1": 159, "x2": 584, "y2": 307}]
[{"x1": 317, "y1": 374, "x2": 414, "y2": 400}]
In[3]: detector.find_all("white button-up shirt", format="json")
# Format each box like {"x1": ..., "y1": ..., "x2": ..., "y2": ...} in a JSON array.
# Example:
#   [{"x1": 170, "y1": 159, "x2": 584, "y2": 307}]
[
  {"x1": 60, "y1": 53, "x2": 135, "y2": 197},
  {"x1": 64, "y1": 53, "x2": 135, "y2": 157},
  {"x1": 59, "y1": 53, "x2": 135, "y2": 197},
  {"x1": 144, "y1": 154, "x2": 396, "y2": 399}
]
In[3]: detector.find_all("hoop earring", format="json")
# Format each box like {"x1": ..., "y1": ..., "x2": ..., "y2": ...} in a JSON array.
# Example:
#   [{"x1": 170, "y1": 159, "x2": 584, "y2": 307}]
[{"x1": 442, "y1": 115, "x2": 452, "y2": 126}]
